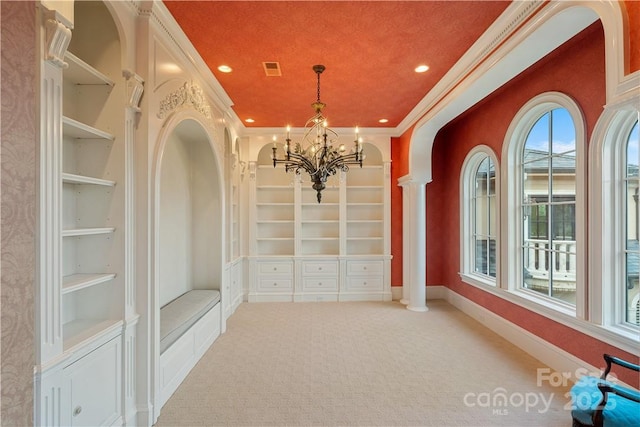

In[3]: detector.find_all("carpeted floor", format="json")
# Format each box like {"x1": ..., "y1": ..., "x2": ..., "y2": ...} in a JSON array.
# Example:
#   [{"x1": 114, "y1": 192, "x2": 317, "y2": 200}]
[{"x1": 155, "y1": 300, "x2": 572, "y2": 426}]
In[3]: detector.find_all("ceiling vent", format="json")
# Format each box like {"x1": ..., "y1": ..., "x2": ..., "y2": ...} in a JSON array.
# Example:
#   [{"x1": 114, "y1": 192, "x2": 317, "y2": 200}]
[{"x1": 262, "y1": 62, "x2": 282, "y2": 77}]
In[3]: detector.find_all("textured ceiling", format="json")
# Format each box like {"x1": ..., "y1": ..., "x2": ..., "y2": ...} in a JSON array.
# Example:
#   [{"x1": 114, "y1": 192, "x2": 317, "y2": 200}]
[{"x1": 164, "y1": 1, "x2": 510, "y2": 128}]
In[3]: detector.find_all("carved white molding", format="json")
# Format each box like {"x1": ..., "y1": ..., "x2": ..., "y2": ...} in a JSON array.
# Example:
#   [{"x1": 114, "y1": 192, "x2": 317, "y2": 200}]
[
  {"x1": 123, "y1": 69, "x2": 145, "y2": 113},
  {"x1": 230, "y1": 153, "x2": 238, "y2": 170},
  {"x1": 43, "y1": 10, "x2": 72, "y2": 68},
  {"x1": 239, "y1": 160, "x2": 247, "y2": 180},
  {"x1": 157, "y1": 82, "x2": 212, "y2": 120},
  {"x1": 248, "y1": 161, "x2": 257, "y2": 181}
]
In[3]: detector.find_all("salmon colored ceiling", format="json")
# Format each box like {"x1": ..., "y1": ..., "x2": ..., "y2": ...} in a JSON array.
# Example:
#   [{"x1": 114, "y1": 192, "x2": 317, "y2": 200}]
[{"x1": 163, "y1": 1, "x2": 510, "y2": 128}]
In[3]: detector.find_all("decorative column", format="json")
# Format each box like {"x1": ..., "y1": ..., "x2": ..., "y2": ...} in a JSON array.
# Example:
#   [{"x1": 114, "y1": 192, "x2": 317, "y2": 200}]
[
  {"x1": 399, "y1": 178, "x2": 410, "y2": 305},
  {"x1": 123, "y1": 69, "x2": 144, "y2": 426},
  {"x1": 398, "y1": 175, "x2": 428, "y2": 312}
]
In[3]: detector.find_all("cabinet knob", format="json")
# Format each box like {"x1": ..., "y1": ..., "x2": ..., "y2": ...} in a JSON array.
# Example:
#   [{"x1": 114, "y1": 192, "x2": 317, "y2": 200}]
[
  {"x1": 73, "y1": 406, "x2": 82, "y2": 417},
  {"x1": 363, "y1": 281, "x2": 368, "y2": 285},
  {"x1": 273, "y1": 267, "x2": 277, "y2": 271},
  {"x1": 363, "y1": 266, "x2": 367, "y2": 270},
  {"x1": 273, "y1": 282, "x2": 277, "y2": 286},
  {"x1": 318, "y1": 267, "x2": 322, "y2": 271},
  {"x1": 318, "y1": 282, "x2": 323, "y2": 286}
]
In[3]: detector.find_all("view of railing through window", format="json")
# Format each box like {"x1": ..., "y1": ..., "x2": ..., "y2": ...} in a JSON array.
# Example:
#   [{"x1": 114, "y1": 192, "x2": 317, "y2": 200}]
[{"x1": 522, "y1": 108, "x2": 577, "y2": 304}]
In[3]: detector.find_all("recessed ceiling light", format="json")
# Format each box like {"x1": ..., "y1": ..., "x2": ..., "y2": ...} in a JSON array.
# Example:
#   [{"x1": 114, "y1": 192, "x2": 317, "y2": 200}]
[
  {"x1": 415, "y1": 65, "x2": 429, "y2": 73},
  {"x1": 218, "y1": 65, "x2": 233, "y2": 73},
  {"x1": 379, "y1": 118, "x2": 389, "y2": 123},
  {"x1": 245, "y1": 118, "x2": 255, "y2": 123}
]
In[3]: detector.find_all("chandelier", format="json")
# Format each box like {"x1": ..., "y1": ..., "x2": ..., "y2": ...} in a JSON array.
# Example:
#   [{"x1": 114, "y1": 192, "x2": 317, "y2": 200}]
[{"x1": 272, "y1": 65, "x2": 363, "y2": 203}]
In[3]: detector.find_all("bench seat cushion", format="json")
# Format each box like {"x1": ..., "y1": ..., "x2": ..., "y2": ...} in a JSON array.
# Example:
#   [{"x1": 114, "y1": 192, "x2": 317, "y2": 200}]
[{"x1": 160, "y1": 289, "x2": 220, "y2": 353}]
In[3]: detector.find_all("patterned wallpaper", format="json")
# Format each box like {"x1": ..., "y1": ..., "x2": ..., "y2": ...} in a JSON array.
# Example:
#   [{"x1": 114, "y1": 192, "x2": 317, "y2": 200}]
[{"x1": 1, "y1": 1, "x2": 36, "y2": 425}]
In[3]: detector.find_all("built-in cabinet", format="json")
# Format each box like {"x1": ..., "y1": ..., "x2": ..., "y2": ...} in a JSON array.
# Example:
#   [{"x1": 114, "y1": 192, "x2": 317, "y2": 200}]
[
  {"x1": 248, "y1": 141, "x2": 391, "y2": 302},
  {"x1": 36, "y1": 2, "x2": 141, "y2": 426}
]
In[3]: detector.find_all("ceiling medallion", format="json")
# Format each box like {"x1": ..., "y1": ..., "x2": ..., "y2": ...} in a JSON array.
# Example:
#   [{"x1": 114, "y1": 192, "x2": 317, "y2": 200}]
[{"x1": 272, "y1": 65, "x2": 364, "y2": 203}]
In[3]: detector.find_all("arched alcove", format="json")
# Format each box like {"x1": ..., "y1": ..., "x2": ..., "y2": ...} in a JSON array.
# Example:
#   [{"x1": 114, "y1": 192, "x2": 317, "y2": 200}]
[{"x1": 158, "y1": 118, "x2": 223, "y2": 306}]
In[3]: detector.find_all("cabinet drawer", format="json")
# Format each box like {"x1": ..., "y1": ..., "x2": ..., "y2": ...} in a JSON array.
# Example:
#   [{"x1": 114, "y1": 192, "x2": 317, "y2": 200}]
[
  {"x1": 346, "y1": 276, "x2": 383, "y2": 291},
  {"x1": 346, "y1": 261, "x2": 383, "y2": 276},
  {"x1": 303, "y1": 277, "x2": 338, "y2": 291},
  {"x1": 302, "y1": 261, "x2": 338, "y2": 275},
  {"x1": 258, "y1": 278, "x2": 293, "y2": 292},
  {"x1": 258, "y1": 261, "x2": 293, "y2": 275}
]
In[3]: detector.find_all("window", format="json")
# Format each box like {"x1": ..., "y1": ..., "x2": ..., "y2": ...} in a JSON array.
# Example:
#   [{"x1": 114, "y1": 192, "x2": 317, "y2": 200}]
[
  {"x1": 522, "y1": 108, "x2": 577, "y2": 304},
  {"x1": 590, "y1": 107, "x2": 639, "y2": 337},
  {"x1": 624, "y1": 120, "x2": 639, "y2": 326},
  {"x1": 460, "y1": 146, "x2": 499, "y2": 286},
  {"x1": 503, "y1": 93, "x2": 585, "y2": 316}
]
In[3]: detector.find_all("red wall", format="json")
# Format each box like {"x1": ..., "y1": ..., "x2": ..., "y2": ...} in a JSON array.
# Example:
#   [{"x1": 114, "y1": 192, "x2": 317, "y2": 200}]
[
  {"x1": 429, "y1": 21, "x2": 639, "y2": 387},
  {"x1": 390, "y1": 127, "x2": 413, "y2": 287},
  {"x1": 389, "y1": 14, "x2": 639, "y2": 387},
  {"x1": 626, "y1": 0, "x2": 640, "y2": 72}
]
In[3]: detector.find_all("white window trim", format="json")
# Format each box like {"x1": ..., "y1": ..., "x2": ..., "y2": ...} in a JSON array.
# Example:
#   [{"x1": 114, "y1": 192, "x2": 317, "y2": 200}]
[
  {"x1": 589, "y1": 103, "x2": 640, "y2": 340},
  {"x1": 459, "y1": 145, "x2": 500, "y2": 288},
  {"x1": 501, "y1": 92, "x2": 587, "y2": 319}
]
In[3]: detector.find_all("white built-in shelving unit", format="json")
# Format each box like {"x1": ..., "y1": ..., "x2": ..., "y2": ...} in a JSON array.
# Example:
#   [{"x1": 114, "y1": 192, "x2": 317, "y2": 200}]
[
  {"x1": 37, "y1": 2, "x2": 137, "y2": 425},
  {"x1": 249, "y1": 141, "x2": 391, "y2": 302},
  {"x1": 61, "y1": 35, "x2": 123, "y2": 354}
]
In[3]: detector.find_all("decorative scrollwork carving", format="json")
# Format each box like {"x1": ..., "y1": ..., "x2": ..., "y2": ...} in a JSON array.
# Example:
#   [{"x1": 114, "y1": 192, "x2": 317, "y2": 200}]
[
  {"x1": 157, "y1": 82, "x2": 212, "y2": 119},
  {"x1": 44, "y1": 12, "x2": 71, "y2": 68},
  {"x1": 123, "y1": 70, "x2": 144, "y2": 113}
]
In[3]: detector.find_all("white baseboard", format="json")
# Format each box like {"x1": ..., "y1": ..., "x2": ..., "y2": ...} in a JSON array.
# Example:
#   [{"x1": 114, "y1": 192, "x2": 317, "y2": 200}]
[{"x1": 444, "y1": 288, "x2": 599, "y2": 383}]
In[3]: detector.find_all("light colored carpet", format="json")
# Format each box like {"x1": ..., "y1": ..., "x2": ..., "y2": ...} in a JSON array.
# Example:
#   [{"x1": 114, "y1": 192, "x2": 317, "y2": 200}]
[{"x1": 155, "y1": 300, "x2": 572, "y2": 426}]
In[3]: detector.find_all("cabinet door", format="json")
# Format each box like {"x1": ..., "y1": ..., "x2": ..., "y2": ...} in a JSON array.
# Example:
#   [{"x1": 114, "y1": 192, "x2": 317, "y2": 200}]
[{"x1": 65, "y1": 337, "x2": 121, "y2": 426}]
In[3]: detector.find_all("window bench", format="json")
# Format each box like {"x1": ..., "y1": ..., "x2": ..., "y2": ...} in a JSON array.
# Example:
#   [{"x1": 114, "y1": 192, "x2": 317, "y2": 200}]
[
  {"x1": 158, "y1": 289, "x2": 221, "y2": 408},
  {"x1": 160, "y1": 289, "x2": 220, "y2": 353}
]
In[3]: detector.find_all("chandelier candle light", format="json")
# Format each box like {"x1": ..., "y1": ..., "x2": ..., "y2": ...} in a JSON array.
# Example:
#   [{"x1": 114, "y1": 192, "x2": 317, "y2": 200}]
[{"x1": 272, "y1": 65, "x2": 364, "y2": 203}]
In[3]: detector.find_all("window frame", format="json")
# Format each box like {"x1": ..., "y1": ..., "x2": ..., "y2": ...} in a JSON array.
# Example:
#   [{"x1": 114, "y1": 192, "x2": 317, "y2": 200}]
[
  {"x1": 589, "y1": 107, "x2": 640, "y2": 338},
  {"x1": 459, "y1": 145, "x2": 500, "y2": 288},
  {"x1": 502, "y1": 92, "x2": 586, "y2": 319}
]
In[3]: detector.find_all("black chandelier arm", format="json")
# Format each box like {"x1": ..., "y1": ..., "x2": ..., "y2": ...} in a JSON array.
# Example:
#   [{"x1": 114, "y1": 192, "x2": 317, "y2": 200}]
[
  {"x1": 323, "y1": 153, "x2": 363, "y2": 172},
  {"x1": 273, "y1": 156, "x2": 318, "y2": 178},
  {"x1": 272, "y1": 147, "x2": 318, "y2": 172}
]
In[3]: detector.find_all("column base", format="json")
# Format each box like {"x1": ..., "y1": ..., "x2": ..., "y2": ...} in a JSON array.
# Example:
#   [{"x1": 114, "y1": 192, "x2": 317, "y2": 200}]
[
  {"x1": 406, "y1": 305, "x2": 428, "y2": 312},
  {"x1": 400, "y1": 298, "x2": 409, "y2": 305}
]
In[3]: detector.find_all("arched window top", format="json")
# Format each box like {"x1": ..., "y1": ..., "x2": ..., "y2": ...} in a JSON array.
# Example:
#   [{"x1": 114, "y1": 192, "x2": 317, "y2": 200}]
[
  {"x1": 524, "y1": 107, "x2": 576, "y2": 155},
  {"x1": 504, "y1": 92, "x2": 585, "y2": 166}
]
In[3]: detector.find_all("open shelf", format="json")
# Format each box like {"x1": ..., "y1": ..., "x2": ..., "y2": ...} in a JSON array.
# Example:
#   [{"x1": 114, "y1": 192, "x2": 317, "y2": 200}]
[
  {"x1": 62, "y1": 227, "x2": 115, "y2": 237},
  {"x1": 62, "y1": 173, "x2": 116, "y2": 187},
  {"x1": 64, "y1": 51, "x2": 114, "y2": 86},
  {"x1": 63, "y1": 318, "x2": 122, "y2": 352},
  {"x1": 62, "y1": 273, "x2": 116, "y2": 294},
  {"x1": 63, "y1": 116, "x2": 114, "y2": 140}
]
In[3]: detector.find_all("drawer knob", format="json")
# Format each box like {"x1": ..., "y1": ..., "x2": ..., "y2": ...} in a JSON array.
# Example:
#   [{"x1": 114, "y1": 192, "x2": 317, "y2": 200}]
[
  {"x1": 363, "y1": 266, "x2": 367, "y2": 270},
  {"x1": 273, "y1": 282, "x2": 278, "y2": 286},
  {"x1": 364, "y1": 281, "x2": 368, "y2": 285},
  {"x1": 73, "y1": 406, "x2": 82, "y2": 417},
  {"x1": 318, "y1": 282, "x2": 323, "y2": 286},
  {"x1": 273, "y1": 267, "x2": 277, "y2": 271},
  {"x1": 318, "y1": 267, "x2": 322, "y2": 271}
]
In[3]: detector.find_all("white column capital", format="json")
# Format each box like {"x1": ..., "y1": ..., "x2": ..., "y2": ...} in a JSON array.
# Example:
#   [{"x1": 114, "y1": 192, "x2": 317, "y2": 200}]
[{"x1": 397, "y1": 174, "x2": 429, "y2": 188}]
